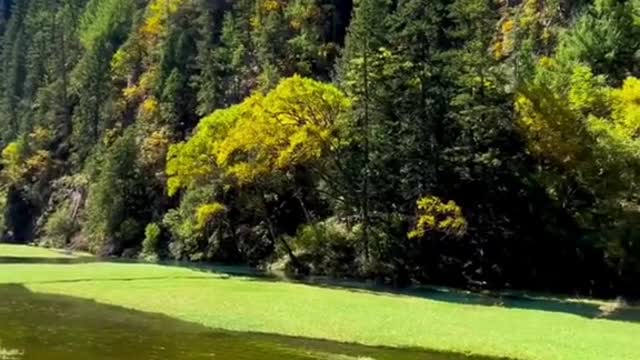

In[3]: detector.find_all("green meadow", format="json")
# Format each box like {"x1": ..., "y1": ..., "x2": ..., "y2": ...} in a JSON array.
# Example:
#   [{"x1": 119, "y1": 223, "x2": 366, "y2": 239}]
[{"x1": 1, "y1": 244, "x2": 639, "y2": 360}]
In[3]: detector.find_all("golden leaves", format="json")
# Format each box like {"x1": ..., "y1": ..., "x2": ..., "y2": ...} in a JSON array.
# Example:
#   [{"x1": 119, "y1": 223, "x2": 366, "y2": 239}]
[
  {"x1": 29, "y1": 127, "x2": 52, "y2": 148},
  {"x1": 141, "y1": 0, "x2": 184, "y2": 40},
  {"x1": 408, "y1": 196, "x2": 467, "y2": 240},
  {"x1": 261, "y1": 0, "x2": 284, "y2": 13},
  {"x1": 196, "y1": 202, "x2": 226, "y2": 230},
  {"x1": 140, "y1": 97, "x2": 159, "y2": 120},
  {"x1": 493, "y1": 19, "x2": 516, "y2": 59},
  {"x1": 166, "y1": 76, "x2": 350, "y2": 194},
  {"x1": 25, "y1": 151, "x2": 51, "y2": 177},
  {"x1": 1, "y1": 142, "x2": 51, "y2": 186},
  {"x1": 1, "y1": 142, "x2": 26, "y2": 185},
  {"x1": 140, "y1": 128, "x2": 171, "y2": 167},
  {"x1": 611, "y1": 77, "x2": 640, "y2": 138}
]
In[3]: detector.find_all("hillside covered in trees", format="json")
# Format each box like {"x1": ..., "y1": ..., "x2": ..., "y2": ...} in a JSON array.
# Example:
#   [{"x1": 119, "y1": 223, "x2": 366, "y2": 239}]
[{"x1": 0, "y1": 0, "x2": 639, "y2": 298}]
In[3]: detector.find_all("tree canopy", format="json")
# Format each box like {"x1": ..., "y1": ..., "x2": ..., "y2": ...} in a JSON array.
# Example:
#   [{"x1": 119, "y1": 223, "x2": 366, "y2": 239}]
[{"x1": 0, "y1": 0, "x2": 639, "y2": 297}]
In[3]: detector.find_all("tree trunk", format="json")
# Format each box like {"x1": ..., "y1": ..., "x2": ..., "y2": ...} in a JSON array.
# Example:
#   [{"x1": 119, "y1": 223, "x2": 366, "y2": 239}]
[
  {"x1": 361, "y1": 34, "x2": 371, "y2": 262},
  {"x1": 260, "y1": 191, "x2": 303, "y2": 272}
]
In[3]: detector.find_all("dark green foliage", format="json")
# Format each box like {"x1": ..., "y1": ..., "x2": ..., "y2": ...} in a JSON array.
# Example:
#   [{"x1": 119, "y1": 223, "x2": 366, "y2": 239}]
[
  {"x1": 162, "y1": 186, "x2": 216, "y2": 261},
  {"x1": 1, "y1": 0, "x2": 640, "y2": 298},
  {"x1": 0, "y1": 0, "x2": 29, "y2": 143},
  {"x1": 43, "y1": 201, "x2": 78, "y2": 248},
  {"x1": 141, "y1": 221, "x2": 161, "y2": 259},
  {"x1": 3, "y1": 187, "x2": 33, "y2": 243},
  {"x1": 72, "y1": 0, "x2": 136, "y2": 158},
  {"x1": 291, "y1": 217, "x2": 360, "y2": 277},
  {"x1": 556, "y1": 0, "x2": 640, "y2": 83},
  {"x1": 85, "y1": 130, "x2": 149, "y2": 254}
]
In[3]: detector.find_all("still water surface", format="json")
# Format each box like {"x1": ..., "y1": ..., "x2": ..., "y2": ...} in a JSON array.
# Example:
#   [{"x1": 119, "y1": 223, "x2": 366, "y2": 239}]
[{"x1": 0, "y1": 284, "x2": 498, "y2": 360}]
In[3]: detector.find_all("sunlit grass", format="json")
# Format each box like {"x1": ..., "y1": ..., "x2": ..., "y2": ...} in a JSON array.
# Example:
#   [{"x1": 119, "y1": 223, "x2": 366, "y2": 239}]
[
  {"x1": 0, "y1": 244, "x2": 91, "y2": 258},
  {"x1": 0, "y1": 341, "x2": 23, "y2": 360},
  {"x1": 1, "y1": 245, "x2": 639, "y2": 360}
]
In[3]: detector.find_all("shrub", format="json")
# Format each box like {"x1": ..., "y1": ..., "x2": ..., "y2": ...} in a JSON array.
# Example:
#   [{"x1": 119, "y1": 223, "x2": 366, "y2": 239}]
[
  {"x1": 408, "y1": 196, "x2": 467, "y2": 239},
  {"x1": 44, "y1": 203, "x2": 78, "y2": 248},
  {"x1": 141, "y1": 222, "x2": 161, "y2": 260},
  {"x1": 291, "y1": 217, "x2": 359, "y2": 277},
  {"x1": 195, "y1": 202, "x2": 226, "y2": 230},
  {"x1": 163, "y1": 186, "x2": 215, "y2": 260},
  {"x1": 116, "y1": 218, "x2": 143, "y2": 250},
  {"x1": 287, "y1": 214, "x2": 413, "y2": 284},
  {"x1": 0, "y1": 191, "x2": 7, "y2": 236}
]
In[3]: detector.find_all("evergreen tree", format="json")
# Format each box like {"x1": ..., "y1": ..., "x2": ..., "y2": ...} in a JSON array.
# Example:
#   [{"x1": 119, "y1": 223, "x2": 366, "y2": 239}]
[
  {"x1": 388, "y1": 0, "x2": 452, "y2": 201},
  {"x1": 339, "y1": 0, "x2": 391, "y2": 260},
  {"x1": 0, "y1": 0, "x2": 29, "y2": 143}
]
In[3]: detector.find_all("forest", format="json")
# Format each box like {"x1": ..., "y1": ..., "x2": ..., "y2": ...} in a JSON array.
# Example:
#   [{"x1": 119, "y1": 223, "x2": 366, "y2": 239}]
[{"x1": 0, "y1": 0, "x2": 639, "y2": 298}]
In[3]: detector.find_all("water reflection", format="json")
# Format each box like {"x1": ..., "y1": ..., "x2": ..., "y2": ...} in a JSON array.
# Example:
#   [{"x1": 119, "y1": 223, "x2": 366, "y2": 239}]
[{"x1": 0, "y1": 284, "x2": 501, "y2": 360}]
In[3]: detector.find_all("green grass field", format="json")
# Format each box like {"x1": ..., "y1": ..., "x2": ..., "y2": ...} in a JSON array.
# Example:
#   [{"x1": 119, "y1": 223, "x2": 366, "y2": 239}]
[
  {"x1": 0, "y1": 243, "x2": 89, "y2": 258},
  {"x1": 1, "y1": 244, "x2": 639, "y2": 360}
]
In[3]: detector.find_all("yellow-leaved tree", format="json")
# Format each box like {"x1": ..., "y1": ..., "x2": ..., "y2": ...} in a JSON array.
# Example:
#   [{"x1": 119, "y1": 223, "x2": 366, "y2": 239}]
[
  {"x1": 517, "y1": 53, "x2": 640, "y2": 276},
  {"x1": 408, "y1": 196, "x2": 467, "y2": 240},
  {"x1": 0, "y1": 141, "x2": 26, "y2": 187},
  {"x1": 167, "y1": 75, "x2": 350, "y2": 193},
  {"x1": 0, "y1": 139, "x2": 51, "y2": 189},
  {"x1": 216, "y1": 75, "x2": 350, "y2": 184},
  {"x1": 166, "y1": 76, "x2": 350, "y2": 266},
  {"x1": 517, "y1": 59, "x2": 640, "y2": 198}
]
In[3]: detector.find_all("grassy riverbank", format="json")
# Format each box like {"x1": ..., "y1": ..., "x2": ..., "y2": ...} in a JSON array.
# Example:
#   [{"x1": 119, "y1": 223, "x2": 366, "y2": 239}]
[{"x1": 1, "y1": 244, "x2": 639, "y2": 360}]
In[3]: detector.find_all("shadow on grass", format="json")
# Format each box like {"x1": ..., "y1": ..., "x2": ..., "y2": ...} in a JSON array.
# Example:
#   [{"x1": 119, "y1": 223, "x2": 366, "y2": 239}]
[
  {"x1": 301, "y1": 281, "x2": 640, "y2": 323},
  {"x1": 0, "y1": 284, "x2": 509, "y2": 360},
  {"x1": 0, "y1": 256, "x2": 98, "y2": 264}
]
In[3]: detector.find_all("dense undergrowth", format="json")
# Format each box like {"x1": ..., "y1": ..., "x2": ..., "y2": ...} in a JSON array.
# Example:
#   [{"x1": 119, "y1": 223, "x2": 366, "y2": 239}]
[{"x1": 0, "y1": 0, "x2": 639, "y2": 298}]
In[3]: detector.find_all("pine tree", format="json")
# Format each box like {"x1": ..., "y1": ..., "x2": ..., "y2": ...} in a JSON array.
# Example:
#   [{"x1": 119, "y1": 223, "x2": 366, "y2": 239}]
[
  {"x1": 71, "y1": 0, "x2": 134, "y2": 158},
  {"x1": 192, "y1": 0, "x2": 225, "y2": 116},
  {"x1": 388, "y1": 0, "x2": 452, "y2": 201},
  {"x1": 251, "y1": 0, "x2": 294, "y2": 90},
  {"x1": 0, "y1": 0, "x2": 29, "y2": 144},
  {"x1": 339, "y1": 0, "x2": 391, "y2": 260}
]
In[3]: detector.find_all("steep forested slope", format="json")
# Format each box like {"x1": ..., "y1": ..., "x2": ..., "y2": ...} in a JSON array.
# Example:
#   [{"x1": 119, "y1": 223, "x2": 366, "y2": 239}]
[{"x1": 0, "y1": 0, "x2": 639, "y2": 297}]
